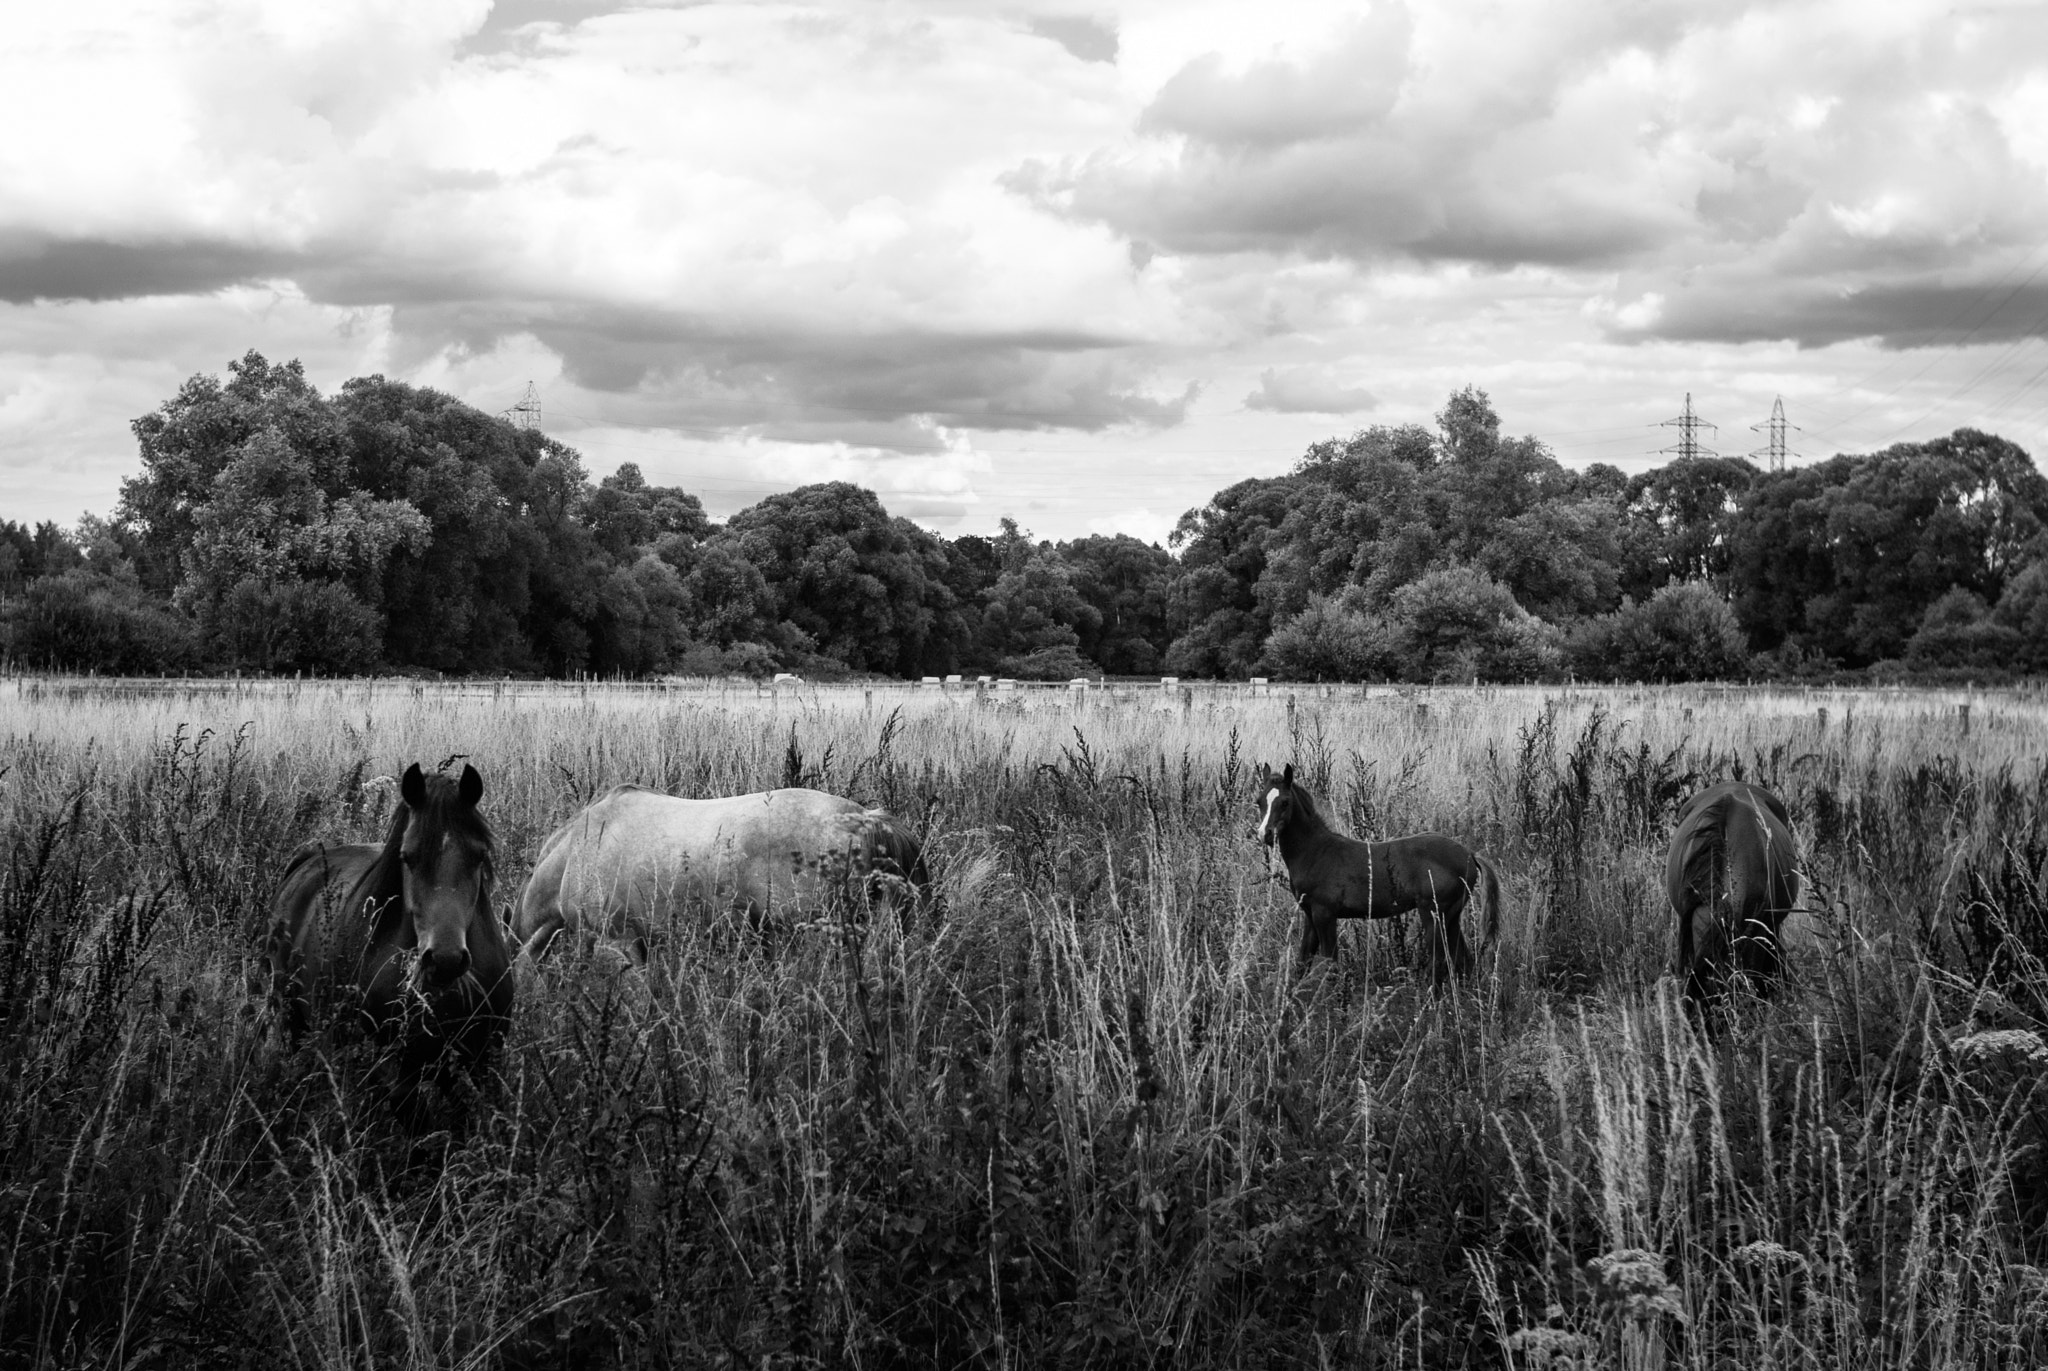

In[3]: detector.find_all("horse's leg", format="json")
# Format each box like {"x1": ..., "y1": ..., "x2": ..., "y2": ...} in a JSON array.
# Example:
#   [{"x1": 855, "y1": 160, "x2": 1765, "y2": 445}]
[
  {"x1": 1418, "y1": 872, "x2": 1457, "y2": 990},
  {"x1": 1444, "y1": 888, "x2": 1473, "y2": 981},
  {"x1": 517, "y1": 913, "x2": 566, "y2": 962},
  {"x1": 1733, "y1": 906, "x2": 1783, "y2": 997},
  {"x1": 1296, "y1": 897, "x2": 1319, "y2": 970}
]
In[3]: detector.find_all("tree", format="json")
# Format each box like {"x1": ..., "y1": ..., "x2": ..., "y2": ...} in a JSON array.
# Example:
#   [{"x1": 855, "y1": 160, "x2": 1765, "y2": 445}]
[
  {"x1": 1163, "y1": 474, "x2": 1300, "y2": 677},
  {"x1": 1436, "y1": 386, "x2": 1500, "y2": 467},
  {"x1": 122, "y1": 352, "x2": 350, "y2": 596},
  {"x1": 1060, "y1": 534, "x2": 1173, "y2": 674},
  {"x1": 1621, "y1": 457, "x2": 1758, "y2": 599},
  {"x1": 981, "y1": 548, "x2": 1102, "y2": 674},
  {"x1": 725, "y1": 483, "x2": 969, "y2": 676},
  {"x1": 1727, "y1": 430, "x2": 2048, "y2": 664}
]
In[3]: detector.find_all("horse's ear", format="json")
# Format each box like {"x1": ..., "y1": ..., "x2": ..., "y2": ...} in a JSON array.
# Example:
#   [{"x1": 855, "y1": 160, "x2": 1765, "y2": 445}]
[
  {"x1": 458, "y1": 763, "x2": 483, "y2": 807},
  {"x1": 1255, "y1": 761, "x2": 1270, "y2": 781},
  {"x1": 1282, "y1": 763, "x2": 1295, "y2": 787},
  {"x1": 401, "y1": 763, "x2": 426, "y2": 808}
]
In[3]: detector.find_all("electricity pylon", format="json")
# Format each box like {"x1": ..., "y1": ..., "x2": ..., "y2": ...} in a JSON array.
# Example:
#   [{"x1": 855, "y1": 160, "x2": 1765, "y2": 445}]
[
  {"x1": 1657, "y1": 392, "x2": 1717, "y2": 461},
  {"x1": 503, "y1": 382, "x2": 542, "y2": 432},
  {"x1": 1749, "y1": 396, "x2": 1799, "y2": 471}
]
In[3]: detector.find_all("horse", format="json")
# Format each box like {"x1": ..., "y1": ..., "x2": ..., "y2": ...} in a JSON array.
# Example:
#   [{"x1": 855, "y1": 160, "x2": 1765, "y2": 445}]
[
  {"x1": 268, "y1": 762, "x2": 515, "y2": 1124},
  {"x1": 514, "y1": 784, "x2": 930, "y2": 960},
  {"x1": 1253, "y1": 762, "x2": 1504, "y2": 986},
  {"x1": 1667, "y1": 779, "x2": 1799, "y2": 1017}
]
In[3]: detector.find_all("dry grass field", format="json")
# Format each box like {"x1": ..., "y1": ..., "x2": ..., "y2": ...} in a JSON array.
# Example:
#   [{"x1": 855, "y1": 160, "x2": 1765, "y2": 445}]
[{"x1": 3, "y1": 676, "x2": 2047, "y2": 1369}]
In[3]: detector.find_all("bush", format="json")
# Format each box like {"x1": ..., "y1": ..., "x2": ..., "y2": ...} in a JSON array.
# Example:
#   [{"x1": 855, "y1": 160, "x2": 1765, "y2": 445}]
[
  {"x1": 1260, "y1": 592, "x2": 1401, "y2": 681},
  {"x1": 1906, "y1": 586, "x2": 2025, "y2": 670},
  {"x1": 208, "y1": 577, "x2": 384, "y2": 675},
  {"x1": 1387, "y1": 565, "x2": 1564, "y2": 682},
  {"x1": 2, "y1": 570, "x2": 201, "y2": 672},
  {"x1": 1002, "y1": 643, "x2": 1101, "y2": 680},
  {"x1": 1567, "y1": 581, "x2": 1752, "y2": 682},
  {"x1": 1993, "y1": 563, "x2": 2048, "y2": 671}
]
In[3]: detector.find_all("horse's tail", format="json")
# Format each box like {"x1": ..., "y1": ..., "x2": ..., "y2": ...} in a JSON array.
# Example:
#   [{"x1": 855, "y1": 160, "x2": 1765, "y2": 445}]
[{"x1": 1473, "y1": 853, "x2": 1505, "y2": 950}]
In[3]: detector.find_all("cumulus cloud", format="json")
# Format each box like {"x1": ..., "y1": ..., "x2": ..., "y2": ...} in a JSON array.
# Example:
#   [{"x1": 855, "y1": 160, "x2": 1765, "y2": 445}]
[
  {"x1": 1244, "y1": 366, "x2": 1377, "y2": 414},
  {"x1": 1014, "y1": 0, "x2": 2048, "y2": 348},
  {"x1": 4, "y1": 0, "x2": 2048, "y2": 533},
  {"x1": 0, "y1": 0, "x2": 1193, "y2": 465}
]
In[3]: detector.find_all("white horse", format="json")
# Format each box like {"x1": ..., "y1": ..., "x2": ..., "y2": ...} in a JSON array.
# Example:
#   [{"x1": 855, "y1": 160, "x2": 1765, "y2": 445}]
[{"x1": 513, "y1": 785, "x2": 928, "y2": 959}]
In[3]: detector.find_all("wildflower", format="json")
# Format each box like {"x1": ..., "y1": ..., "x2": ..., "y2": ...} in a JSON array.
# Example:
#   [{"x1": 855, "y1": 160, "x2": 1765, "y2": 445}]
[
  {"x1": 1588, "y1": 1248, "x2": 1688, "y2": 1325},
  {"x1": 1950, "y1": 1029, "x2": 2048, "y2": 1069},
  {"x1": 1733, "y1": 1240, "x2": 1811, "y2": 1277},
  {"x1": 1505, "y1": 1325, "x2": 1595, "y2": 1369}
]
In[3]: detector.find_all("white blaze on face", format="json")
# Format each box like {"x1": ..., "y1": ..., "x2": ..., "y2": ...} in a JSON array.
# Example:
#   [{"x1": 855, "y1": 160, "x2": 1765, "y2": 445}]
[{"x1": 1257, "y1": 787, "x2": 1280, "y2": 844}]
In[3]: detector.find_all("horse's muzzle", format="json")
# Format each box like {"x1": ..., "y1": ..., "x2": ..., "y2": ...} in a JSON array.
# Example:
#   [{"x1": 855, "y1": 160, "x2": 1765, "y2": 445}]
[{"x1": 419, "y1": 945, "x2": 471, "y2": 987}]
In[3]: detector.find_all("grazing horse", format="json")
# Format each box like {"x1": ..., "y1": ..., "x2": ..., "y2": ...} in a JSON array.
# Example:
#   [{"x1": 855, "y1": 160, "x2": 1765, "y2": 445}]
[
  {"x1": 1667, "y1": 780, "x2": 1799, "y2": 1016},
  {"x1": 514, "y1": 784, "x2": 929, "y2": 959},
  {"x1": 269, "y1": 763, "x2": 515, "y2": 1122},
  {"x1": 1254, "y1": 763, "x2": 1504, "y2": 985}
]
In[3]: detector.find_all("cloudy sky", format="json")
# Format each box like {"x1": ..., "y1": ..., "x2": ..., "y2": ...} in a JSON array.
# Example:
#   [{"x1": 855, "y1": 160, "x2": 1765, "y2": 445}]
[{"x1": 6, "y1": 0, "x2": 2048, "y2": 544}]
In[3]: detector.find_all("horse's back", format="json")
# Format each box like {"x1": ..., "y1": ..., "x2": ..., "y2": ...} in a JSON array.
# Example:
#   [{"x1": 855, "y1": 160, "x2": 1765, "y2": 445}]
[
  {"x1": 517, "y1": 785, "x2": 887, "y2": 939},
  {"x1": 272, "y1": 841, "x2": 381, "y2": 963},
  {"x1": 1667, "y1": 781, "x2": 1797, "y2": 911},
  {"x1": 269, "y1": 840, "x2": 381, "y2": 1030}
]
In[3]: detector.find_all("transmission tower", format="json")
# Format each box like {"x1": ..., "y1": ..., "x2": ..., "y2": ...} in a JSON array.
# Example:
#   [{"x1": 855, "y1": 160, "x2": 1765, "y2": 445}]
[
  {"x1": 1748, "y1": 396, "x2": 1800, "y2": 471},
  {"x1": 1657, "y1": 392, "x2": 1717, "y2": 461},
  {"x1": 502, "y1": 382, "x2": 542, "y2": 432}
]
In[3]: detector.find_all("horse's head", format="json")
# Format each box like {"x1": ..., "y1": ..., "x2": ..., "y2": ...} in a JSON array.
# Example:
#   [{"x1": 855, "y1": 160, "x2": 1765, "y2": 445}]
[
  {"x1": 397, "y1": 762, "x2": 494, "y2": 990},
  {"x1": 1253, "y1": 762, "x2": 1298, "y2": 846}
]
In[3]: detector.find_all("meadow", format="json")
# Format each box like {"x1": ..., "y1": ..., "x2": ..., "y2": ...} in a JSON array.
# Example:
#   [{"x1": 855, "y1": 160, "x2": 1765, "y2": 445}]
[{"x1": 2, "y1": 675, "x2": 2046, "y2": 1369}]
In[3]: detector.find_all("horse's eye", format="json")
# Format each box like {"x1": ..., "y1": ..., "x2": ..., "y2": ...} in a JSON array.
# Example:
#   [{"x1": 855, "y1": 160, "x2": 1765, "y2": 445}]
[{"x1": 402, "y1": 850, "x2": 422, "y2": 869}]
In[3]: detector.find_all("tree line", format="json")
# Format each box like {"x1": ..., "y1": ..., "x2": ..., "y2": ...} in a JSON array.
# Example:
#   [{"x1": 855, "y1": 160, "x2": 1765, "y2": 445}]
[{"x1": 5, "y1": 351, "x2": 2046, "y2": 682}]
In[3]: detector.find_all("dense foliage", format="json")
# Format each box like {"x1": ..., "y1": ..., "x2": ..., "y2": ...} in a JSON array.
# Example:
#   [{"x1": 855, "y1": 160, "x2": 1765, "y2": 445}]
[{"x1": 6, "y1": 354, "x2": 2047, "y2": 680}]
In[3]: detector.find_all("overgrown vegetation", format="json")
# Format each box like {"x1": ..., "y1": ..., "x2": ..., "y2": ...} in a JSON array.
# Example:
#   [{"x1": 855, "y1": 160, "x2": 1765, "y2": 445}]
[{"x1": 3, "y1": 679, "x2": 2047, "y2": 1368}]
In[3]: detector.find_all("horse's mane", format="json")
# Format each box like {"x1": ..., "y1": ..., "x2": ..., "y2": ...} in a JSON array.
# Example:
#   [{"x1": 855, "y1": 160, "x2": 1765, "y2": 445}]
[
  {"x1": 1273, "y1": 775, "x2": 1334, "y2": 837},
  {"x1": 1678, "y1": 790, "x2": 1736, "y2": 909}
]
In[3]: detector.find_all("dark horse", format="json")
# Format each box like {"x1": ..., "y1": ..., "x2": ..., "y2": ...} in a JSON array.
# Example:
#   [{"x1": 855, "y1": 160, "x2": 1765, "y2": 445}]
[
  {"x1": 1667, "y1": 780, "x2": 1799, "y2": 1016},
  {"x1": 1254, "y1": 763, "x2": 1504, "y2": 985},
  {"x1": 269, "y1": 762, "x2": 515, "y2": 1124}
]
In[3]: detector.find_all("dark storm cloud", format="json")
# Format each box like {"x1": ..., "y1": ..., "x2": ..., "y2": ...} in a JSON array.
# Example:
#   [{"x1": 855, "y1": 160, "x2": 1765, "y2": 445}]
[
  {"x1": 391, "y1": 298, "x2": 1197, "y2": 438},
  {"x1": 1627, "y1": 276, "x2": 2048, "y2": 351},
  {"x1": 0, "y1": 235, "x2": 301, "y2": 304}
]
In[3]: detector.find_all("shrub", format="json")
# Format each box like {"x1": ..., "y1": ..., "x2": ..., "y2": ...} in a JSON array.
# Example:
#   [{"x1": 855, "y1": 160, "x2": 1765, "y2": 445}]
[
  {"x1": 1906, "y1": 585, "x2": 2025, "y2": 669},
  {"x1": 1387, "y1": 565, "x2": 1563, "y2": 682},
  {"x1": 207, "y1": 577, "x2": 384, "y2": 674},
  {"x1": 2, "y1": 569, "x2": 201, "y2": 672},
  {"x1": 1567, "y1": 580, "x2": 1752, "y2": 682},
  {"x1": 1260, "y1": 592, "x2": 1402, "y2": 681},
  {"x1": 1001, "y1": 643, "x2": 1101, "y2": 680}
]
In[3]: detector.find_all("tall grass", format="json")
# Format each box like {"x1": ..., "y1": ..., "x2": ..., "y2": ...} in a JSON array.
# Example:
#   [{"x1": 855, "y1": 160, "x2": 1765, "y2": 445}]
[{"x1": 2, "y1": 678, "x2": 2046, "y2": 1368}]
